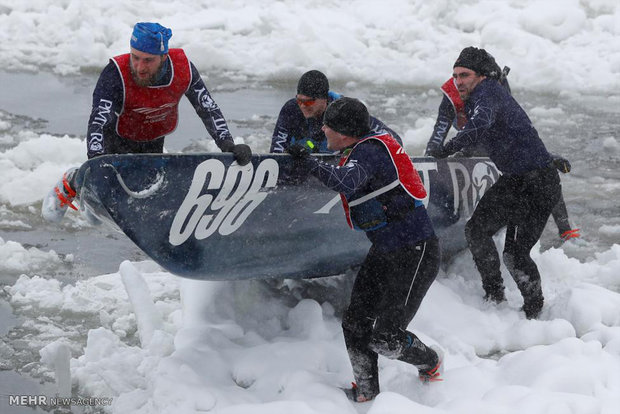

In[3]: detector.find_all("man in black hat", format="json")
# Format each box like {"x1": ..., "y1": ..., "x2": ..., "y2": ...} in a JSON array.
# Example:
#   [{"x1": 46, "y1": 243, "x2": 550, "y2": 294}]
[
  {"x1": 427, "y1": 46, "x2": 563, "y2": 319},
  {"x1": 425, "y1": 47, "x2": 508, "y2": 157},
  {"x1": 424, "y1": 48, "x2": 579, "y2": 246},
  {"x1": 288, "y1": 97, "x2": 442, "y2": 402},
  {"x1": 270, "y1": 70, "x2": 401, "y2": 153}
]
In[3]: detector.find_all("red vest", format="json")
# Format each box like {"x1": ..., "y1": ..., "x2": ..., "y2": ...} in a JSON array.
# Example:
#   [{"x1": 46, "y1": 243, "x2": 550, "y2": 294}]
[
  {"x1": 338, "y1": 133, "x2": 427, "y2": 230},
  {"x1": 112, "y1": 48, "x2": 191, "y2": 142},
  {"x1": 441, "y1": 78, "x2": 468, "y2": 129}
]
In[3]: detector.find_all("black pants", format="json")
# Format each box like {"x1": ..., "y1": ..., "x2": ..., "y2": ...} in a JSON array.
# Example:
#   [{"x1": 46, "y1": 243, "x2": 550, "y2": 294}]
[
  {"x1": 465, "y1": 166, "x2": 561, "y2": 316},
  {"x1": 342, "y1": 237, "x2": 440, "y2": 393}
]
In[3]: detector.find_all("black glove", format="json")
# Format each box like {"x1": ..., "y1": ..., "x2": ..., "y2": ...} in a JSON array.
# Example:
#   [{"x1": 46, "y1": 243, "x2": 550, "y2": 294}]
[
  {"x1": 552, "y1": 155, "x2": 571, "y2": 173},
  {"x1": 453, "y1": 148, "x2": 473, "y2": 158},
  {"x1": 221, "y1": 141, "x2": 252, "y2": 166},
  {"x1": 426, "y1": 145, "x2": 449, "y2": 159},
  {"x1": 232, "y1": 143, "x2": 252, "y2": 166},
  {"x1": 424, "y1": 138, "x2": 443, "y2": 156},
  {"x1": 287, "y1": 143, "x2": 311, "y2": 159}
]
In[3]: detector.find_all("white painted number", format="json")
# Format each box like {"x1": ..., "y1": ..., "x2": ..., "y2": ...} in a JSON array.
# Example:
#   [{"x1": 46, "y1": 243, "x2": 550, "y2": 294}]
[{"x1": 169, "y1": 159, "x2": 279, "y2": 246}]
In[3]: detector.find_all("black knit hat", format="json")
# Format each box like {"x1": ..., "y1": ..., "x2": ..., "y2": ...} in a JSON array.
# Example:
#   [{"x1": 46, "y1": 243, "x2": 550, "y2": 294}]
[
  {"x1": 323, "y1": 97, "x2": 370, "y2": 138},
  {"x1": 454, "y1": 47, "x2": 502, "y2": 79},
  {"x1": 297, "y1": 70, "x2": 329, "y2": 98}
]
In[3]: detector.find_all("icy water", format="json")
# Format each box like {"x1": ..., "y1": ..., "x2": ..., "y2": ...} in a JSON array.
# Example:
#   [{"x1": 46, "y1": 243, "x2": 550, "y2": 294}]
[{"x1": 0, "y1": 70, "x2": 619, "y2": 410}]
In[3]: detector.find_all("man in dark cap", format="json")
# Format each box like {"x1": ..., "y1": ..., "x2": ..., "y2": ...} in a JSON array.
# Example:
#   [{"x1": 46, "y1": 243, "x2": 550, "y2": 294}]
[
  {"x1": 427, "y1": 46, "x2": 563, "y2": 319},
  {"x1": 270, "y1": 70, "x2": 401, "y2": 153},
  {"x1": 425, "y1": 47, "x2": 508, "y2": 156},
  {"x1": 424, "y1": 48, "x2": 579, "y2": 246},
  {"x1": 288, "y1": 97, "x2": 442, "y2": 402},
  {"x1": 42, "y1": 22, "x2": 252, "y2": 223}
]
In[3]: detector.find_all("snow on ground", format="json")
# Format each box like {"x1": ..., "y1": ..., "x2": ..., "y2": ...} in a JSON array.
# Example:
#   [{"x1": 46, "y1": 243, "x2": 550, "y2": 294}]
[{"x1": 3, "y1": 243, "x2": 620, "y2": 413}]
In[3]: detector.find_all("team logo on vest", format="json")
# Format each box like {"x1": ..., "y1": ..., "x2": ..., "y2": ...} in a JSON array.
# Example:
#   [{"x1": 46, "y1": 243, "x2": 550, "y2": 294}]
[
  {"x1": 169, "y1": 159, "x2": 279, "y2": 245},
  {"x1": 132, "y1": 102, "x2": 177, "y2": 124}
]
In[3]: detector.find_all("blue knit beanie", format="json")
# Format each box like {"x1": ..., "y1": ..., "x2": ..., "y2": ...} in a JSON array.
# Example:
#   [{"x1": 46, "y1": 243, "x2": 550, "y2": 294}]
[{"x1": 130, "y1": 22, "x2": 172, "y2": 55}]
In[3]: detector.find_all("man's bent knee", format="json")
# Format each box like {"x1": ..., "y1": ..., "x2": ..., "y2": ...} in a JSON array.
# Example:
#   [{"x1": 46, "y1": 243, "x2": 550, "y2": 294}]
[
  {"x1": 342, "y1": 311, "x2": 375, "y2": 340},
  {"x1": 368, "y1": 329, "x2": 408, "y2": 359},
  {"x1": 465, "y1": 219, "x2": 489, "y2": 247}
]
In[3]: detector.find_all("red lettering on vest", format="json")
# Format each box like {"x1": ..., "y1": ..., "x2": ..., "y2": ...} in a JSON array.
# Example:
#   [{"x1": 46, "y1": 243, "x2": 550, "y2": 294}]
[
  {"x1": 441, "y1": 78, "x2": 468, "y2": 129},
  {"x1": 113, "y1": 49, "x2": 191, "y2": 142},
  {"x1": 338, "y1": 133, "x2": 427, "y2": 229}
]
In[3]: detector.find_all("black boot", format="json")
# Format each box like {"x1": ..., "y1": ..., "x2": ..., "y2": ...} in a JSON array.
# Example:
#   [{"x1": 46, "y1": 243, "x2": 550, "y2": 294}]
[
  {"x1": 522, "y1": 295, "x2": 544, "y2": 319},
  {"x1": 484, "y1": 288, "x2": 506, "y2": 304}
]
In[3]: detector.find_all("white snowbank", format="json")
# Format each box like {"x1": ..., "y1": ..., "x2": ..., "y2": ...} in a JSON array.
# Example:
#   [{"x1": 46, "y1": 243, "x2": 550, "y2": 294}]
[
  {"x1": 0, "y1": 133, "x2": 85, "y2": 206},
  {"x1": 5, "y1": 244, "x2": 620, "y2": 413},
  {"x1": 1, "y1": 1, "x2": 619, "y2": 93}
]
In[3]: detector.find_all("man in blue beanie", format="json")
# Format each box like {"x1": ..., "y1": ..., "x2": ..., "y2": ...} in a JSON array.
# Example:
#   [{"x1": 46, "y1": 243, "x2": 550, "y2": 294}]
[{"x1": 43, "y1": 22, "x2": 252, "y2": 223}]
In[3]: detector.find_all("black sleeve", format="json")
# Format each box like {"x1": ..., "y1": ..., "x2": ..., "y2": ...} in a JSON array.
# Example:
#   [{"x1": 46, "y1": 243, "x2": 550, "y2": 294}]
[
  {"x1": 86, "y1": 62, "x2": 124, "y2": 159},
  {"x1": 425, "y1": 96, "x2": 456, "y2": 155},
  {"x1": 184, "y1": 62, "x2": 234, "y2": 150},
  {"x1": 270, "y1": 99, "x2": 299, "y2": 153}
]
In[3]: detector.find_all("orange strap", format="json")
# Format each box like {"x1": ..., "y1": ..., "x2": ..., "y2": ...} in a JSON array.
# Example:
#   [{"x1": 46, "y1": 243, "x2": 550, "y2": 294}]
[
  {"x1": 560, "y1": 228, "x2": 580, "y2": 241},
  {"x1": 62, "y1": 173, "x2": 76, "y2": 197},
  {"x1": 56, "y1": 173, "x2": 78, "y2": 210}
]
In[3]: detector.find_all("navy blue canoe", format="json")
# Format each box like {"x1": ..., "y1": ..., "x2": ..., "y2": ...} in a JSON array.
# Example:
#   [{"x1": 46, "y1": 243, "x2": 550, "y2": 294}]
[{"x1": 75, "y1": 153, "x2": 499, "y2": 281}]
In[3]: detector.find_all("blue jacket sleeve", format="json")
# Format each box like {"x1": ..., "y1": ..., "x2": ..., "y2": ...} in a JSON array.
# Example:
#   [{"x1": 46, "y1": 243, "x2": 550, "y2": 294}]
[
  {"x1": 425, "y1": 96, "x2": 456, "y2": 155},
  {"x1": 443, "y1": 90, "x2": 497, "y2": 155},
  {"x1": 270, "y1": 99, "x2": 298, "y2": 153},
  {"x1": 307, "y1": 156, "x2": 369, "y2": 196},
  {"x1": 184, "y1": 63, "x2": 234, "y2": 150},
  {"x1": 303, "y1": 142, "x2": 393, "y2": 198},
  {"x1": 86, "y1": 62, "x2": 123, "y2": 159}
]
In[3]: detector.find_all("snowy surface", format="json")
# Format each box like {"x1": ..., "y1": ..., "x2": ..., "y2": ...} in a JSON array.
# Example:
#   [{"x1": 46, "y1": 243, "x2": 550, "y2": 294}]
[
  {"x1": 5, "y1": 249, "x2": 620, "y2": 413},
  {"x1": 1, "y1": 1, "x2": 620, "y2": 413}
]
